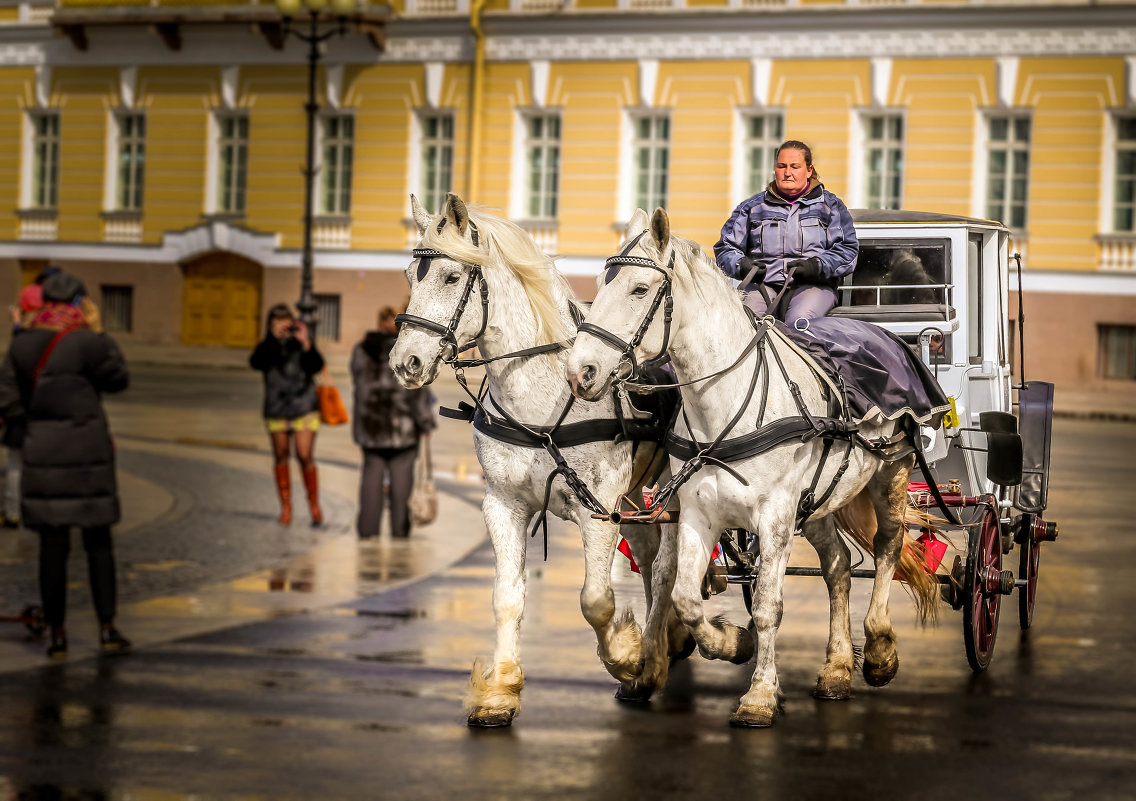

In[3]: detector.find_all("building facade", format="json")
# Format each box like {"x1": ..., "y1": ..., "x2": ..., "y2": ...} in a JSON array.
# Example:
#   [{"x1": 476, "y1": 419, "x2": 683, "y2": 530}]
[{"x1": 0, "y1": 0, "x2": 1133, "y2": 399}]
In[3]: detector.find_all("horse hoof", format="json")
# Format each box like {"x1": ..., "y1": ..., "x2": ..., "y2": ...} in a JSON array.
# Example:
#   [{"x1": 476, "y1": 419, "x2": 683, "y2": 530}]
[
  {"x1": 730, "y1": 629, "x2": 755, "y2": 665},
  {"x1": 729, "y1": 705, "x2": 776, "y2": 728},
  {"x1": 670, "y1": 635, "x2": 696, "y2": 665},
  {"x1": 467, "y1": 708, "x2": 515, "y2": 728},
  {"x1": 614, "y1": 684, "x2": 654, "y2": 704},
  {"x1": 813, "y1": 674, "x2": 852, "y2": 701},
  {"x1": 862, "y1": 653, "x2": 899, "y2": 687}
]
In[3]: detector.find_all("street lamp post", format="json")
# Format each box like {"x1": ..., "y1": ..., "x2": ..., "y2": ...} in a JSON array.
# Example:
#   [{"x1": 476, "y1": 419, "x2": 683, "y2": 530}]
[{"x1": 274, "y1": 0, "x2": 356, "y2": 335}]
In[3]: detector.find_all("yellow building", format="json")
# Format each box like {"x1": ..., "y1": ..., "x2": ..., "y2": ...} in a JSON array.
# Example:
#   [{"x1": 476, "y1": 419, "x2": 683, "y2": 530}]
[{"x1": 0, "y1": 0, "x2": 1133, "y2": 398}]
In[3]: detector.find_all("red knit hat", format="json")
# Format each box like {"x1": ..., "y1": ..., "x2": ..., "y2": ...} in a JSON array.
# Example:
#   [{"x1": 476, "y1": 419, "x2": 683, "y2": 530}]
[{"x1": 19, "y1": 283, "x2": 43, "y2": 314}]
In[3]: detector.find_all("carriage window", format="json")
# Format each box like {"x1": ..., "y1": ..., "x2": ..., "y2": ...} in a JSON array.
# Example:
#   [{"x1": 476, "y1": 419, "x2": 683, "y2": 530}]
[
  {"x1": 967, "y1": 234, "x2": 983, "y2": 365},
  {"x1": 845, "y1": 240, "x2": 949, "y2": 307}
]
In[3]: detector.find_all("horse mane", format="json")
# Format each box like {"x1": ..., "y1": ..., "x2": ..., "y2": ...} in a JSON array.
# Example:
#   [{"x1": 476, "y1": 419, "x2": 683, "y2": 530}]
[
  {"x1": 654, "y1": 230, "x2": 743, "y2": 309},
  {"x1": 418, "y1": 205, "x2": 575, "y2": 347}
]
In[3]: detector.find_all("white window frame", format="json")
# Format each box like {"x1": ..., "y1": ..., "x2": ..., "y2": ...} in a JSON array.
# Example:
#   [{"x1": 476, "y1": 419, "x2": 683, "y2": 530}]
[
  {"x1": 22, "y1": 109, "x2": 60, "y2": 209},
  {"x1": 207, "y1": 111, "x2": 248, "y2": 215},
  {"x1": 983, "y1": 112, "x2": 1031, "y2": 231},
  {"x1": 734, "y1": 110, "x2": 784, "y2": 201},
  {"x1": 1108, "y1": 113, "x2": 1136, "y2": 234},
  {"x1": 105, "y1": 111, "x2": 146, "y2": 212},
  {"x1": 414, "y1": 110, "x2": 454, "y2": 215},
  {"x1": 319, "y1": 112, "x2": 354, "y2": 216},
  {"x1": 625, "y1": 111, "x2": 670, "y2": 215},
  {"x1": 514, "y1": 111, "x2": 561, "y2": 220},
  {"x1": 862, "y1": 112, "x2": 904, "y2": 210}
]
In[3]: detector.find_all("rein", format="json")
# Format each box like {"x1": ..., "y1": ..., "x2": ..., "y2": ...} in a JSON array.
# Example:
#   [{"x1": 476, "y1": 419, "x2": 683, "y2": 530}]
[{"x1": 584, "y1": 237, "x2": 899, "y2": 528}]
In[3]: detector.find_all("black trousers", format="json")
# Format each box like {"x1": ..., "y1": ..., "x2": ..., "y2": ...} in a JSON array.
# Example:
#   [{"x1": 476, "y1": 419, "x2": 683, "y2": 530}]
[
  {"x1": 38, "y1": 526, "x2": 117, "y2": 628},
  {"x1": 357, "y1": 445, "x2": 417, "y2": 539}
]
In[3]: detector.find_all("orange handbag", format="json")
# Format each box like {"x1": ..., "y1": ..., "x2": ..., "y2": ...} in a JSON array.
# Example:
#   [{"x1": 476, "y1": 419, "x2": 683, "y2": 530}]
[{"x1": 316, "y1": 369, "x2": 349, "y2": 426}]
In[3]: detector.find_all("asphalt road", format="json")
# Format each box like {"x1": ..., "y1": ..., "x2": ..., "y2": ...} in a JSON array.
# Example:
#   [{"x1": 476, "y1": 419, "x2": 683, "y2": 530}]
[{"x1": 0, "y1": 366, "x2": 1133, "y2": 800}]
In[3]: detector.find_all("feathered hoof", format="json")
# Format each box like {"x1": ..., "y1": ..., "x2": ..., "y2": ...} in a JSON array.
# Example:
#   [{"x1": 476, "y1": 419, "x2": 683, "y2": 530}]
[
  {"x1": 862, "y1": 652, "x2": 899, "y2": 687},
  {"x1": 614, "y1": 682, "x2": 655, "y2": 704},
  {"x1": 729, "y1": 704, "x2": 776, "y2": 728},
  {"x1": 467, "y1": 707, "x2": 516, "y2": 728},
  {"x1": 813, "y1": 673, "x2": 852, "y2": 701}
]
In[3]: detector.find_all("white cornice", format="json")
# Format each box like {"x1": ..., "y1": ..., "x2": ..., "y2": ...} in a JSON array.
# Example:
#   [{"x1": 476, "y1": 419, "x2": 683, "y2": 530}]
[{"x1": 1, "y1": 8, "x2": 1134, "y2": 67}]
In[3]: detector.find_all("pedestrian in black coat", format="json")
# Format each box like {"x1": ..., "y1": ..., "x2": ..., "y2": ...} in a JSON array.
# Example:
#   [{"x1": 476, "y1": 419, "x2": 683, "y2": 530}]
[
  {"x1": 249, "y1": 303, "x2": 326, "y2": 526},
  {"x1": 351, "y1": 307, "x2": 435, "y2": 538},
  {"x1": 0, "y1": 271, "x2": 131, "y2": 658}
]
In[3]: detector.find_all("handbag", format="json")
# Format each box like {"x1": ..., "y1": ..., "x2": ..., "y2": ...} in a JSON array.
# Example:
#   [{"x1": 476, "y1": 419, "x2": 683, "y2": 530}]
[
  {"x1": 316, "y1": 368, "x2": 349, "y2": 426},
  {"x1": 408, "y1": 436, "x2": 438, "y2": 526}
]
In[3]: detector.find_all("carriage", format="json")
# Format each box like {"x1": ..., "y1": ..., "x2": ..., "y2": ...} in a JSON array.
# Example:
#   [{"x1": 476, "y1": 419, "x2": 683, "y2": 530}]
[{"x1": 625, "y1": 209, "x2": 1060, "y2": 674}]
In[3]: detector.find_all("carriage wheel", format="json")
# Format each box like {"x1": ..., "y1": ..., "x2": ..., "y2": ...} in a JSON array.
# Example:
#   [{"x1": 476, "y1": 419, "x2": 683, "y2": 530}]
[
  {"x1": 1018, "y1": 516, "x2": 1041, "y2": 630},
  {"x1": 963, "y1": 500, "x2": 1004, "y2": 672}
]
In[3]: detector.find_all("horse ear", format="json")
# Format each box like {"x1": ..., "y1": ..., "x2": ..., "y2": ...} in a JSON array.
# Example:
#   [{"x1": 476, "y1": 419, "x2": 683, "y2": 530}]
[
  {"x1": 442, "y1": 192, "x2": 470, "y2": 236},
  {"x1": 650, "y1": 207, "x2": 670, "y2": 253},
  {"x1": 410, "y1": 194, "x2": 431, "y2": 236},
  {"x1": 627, "y1": 208, "x2": 649, "y2": 236}
]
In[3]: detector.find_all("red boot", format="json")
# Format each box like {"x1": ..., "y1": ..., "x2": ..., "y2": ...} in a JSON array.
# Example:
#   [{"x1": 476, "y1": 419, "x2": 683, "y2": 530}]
[
  {"x1": 302, "y1": 464, "x2": 322, "y2": 527},
  {"x1": 275, "y1": 462, "x2": 292, "y2": 525}
]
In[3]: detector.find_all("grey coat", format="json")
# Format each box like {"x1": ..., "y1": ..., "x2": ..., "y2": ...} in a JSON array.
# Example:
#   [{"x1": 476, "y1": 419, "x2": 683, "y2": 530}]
[
  {"x1": 0, "y1": 327, "x2": 129, "y2": 528},
  {"x1": 351, "y1": 332, "x2": 435, "y2": 451}
]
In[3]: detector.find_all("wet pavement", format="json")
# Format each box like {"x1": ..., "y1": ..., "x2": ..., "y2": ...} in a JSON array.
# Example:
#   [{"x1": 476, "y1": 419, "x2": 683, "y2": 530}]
[{"x1": 0, "y1": 364, "x2": 1134, "y2": 799}]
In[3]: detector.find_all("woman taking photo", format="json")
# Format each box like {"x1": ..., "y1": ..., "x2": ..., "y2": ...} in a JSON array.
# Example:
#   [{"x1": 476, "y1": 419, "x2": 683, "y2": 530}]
[
  {"x1": 714, "y1": 139, "x2": 858, "y2": 325},
  {"x1": 249, "y1": 303, "x2": 325, "y2": 526}
]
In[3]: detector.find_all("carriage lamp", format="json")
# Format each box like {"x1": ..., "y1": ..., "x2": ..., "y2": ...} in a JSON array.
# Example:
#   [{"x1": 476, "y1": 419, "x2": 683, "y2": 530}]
[{"x1": 274, "y1": 0, "x2": 358, "y2": 337}]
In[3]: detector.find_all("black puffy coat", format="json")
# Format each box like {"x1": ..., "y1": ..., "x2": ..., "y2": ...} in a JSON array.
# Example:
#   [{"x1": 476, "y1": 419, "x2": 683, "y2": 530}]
[
  {"x1": 0, "y1": 327, "x2": 129, "y2": 528},
  {"x1": 350, "y1": 332, "x2": 435, "y2": 450},
  {"x1": 249, "y1": 336, "x2": 325, "y2": 420}
]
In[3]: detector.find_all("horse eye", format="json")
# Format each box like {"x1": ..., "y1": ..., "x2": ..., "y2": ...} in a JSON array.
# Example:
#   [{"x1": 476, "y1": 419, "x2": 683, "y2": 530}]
[
  {"x1": 631, "y1": 284, "x2": 649, "y2": 297},
  {"x1": 444, "y1": 272, "x2": 461, "y2": 285}
]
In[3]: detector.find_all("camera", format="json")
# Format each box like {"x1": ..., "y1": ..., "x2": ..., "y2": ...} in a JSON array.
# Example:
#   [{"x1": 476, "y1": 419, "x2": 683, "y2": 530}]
[{"x1": 287, "y1": 323, "x2": 301, "y2": 335}]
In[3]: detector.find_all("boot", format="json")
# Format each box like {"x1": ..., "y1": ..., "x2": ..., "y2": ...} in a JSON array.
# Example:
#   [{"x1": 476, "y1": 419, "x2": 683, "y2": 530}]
[
  {"x1": 275, "y1": 463, "x2": 292, "y2": 525},
  {"x1": 302, "y1": 465, "x2": 322, "y2": 527}
]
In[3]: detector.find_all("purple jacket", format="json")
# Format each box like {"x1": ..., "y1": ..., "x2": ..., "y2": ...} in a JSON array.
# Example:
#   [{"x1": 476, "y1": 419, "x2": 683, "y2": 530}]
[{"x1": 713, "y1": 182, "x2": 858, "y2": 287}]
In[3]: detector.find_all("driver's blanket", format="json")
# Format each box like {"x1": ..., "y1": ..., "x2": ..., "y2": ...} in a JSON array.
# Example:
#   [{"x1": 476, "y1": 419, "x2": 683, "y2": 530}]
[{"x1": 775, "y1": 317, "x2": 951, "y2": 430}]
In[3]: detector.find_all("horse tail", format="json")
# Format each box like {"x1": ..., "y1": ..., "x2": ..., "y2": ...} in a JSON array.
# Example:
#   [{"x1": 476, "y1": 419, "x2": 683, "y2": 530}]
[{"x1": 833, "y1": 491, "x2": 940, "y2": 625}]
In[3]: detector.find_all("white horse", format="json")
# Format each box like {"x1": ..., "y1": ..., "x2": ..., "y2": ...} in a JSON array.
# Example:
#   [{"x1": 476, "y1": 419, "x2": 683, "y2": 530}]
[
  {"x1": 567, "y1": 208, "x2": 940, "y2": 727},
  {"x1": 390, "y1": 194, "x2": 686, "y2": 727}
]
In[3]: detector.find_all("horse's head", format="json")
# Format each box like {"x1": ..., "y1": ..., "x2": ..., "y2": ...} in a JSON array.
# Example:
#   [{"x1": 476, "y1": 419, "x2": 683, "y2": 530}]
[
  {"x1": 390, "y1": 192, "x2": 488, "y2": 389},
  {"x1": 567, "y1": 207, "x2": 675, "y2": 400}
]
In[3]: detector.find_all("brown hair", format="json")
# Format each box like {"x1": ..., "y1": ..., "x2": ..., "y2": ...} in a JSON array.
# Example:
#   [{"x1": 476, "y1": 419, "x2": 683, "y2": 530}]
[{"x1": 776, "y1": 140, "x2": 820, "y2": 182}]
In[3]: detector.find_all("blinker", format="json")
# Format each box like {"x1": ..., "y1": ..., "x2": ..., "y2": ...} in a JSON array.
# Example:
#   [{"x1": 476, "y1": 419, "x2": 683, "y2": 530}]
[
  {"x1": 417, "y1": 256, "x2": 432, "y2": 282},
  {"x1": 604, "y1": 266, "x2": 621, "y2": 285}
]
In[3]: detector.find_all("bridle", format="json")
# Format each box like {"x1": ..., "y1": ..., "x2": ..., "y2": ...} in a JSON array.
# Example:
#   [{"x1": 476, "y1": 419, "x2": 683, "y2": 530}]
[
  {"x1": 394, "y1": 218, "x2": 490, "y2": 368},
  {"x1": 576, "y1": 230, "x2": 675, "y2": 383}
]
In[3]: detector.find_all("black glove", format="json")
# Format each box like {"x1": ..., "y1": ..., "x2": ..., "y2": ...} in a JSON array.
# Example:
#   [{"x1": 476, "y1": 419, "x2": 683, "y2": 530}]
[
  {"x1": 787, "y1": 257, "x2": 822, "y2": 284},
  {"x1": 737, "y1": 256, "x2": 766, "y2": 286}
]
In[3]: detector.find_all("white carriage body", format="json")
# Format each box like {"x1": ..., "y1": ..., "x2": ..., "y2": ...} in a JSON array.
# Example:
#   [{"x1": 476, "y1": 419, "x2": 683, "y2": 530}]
[{"x1": 832, "y1": 210, "x2": 1015, "y2": 500}]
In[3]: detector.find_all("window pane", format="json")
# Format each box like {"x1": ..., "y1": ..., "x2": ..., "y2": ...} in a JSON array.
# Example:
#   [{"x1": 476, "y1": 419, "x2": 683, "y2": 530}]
[
  {"x1": 990, "y1": 117, "x2": 1009, "y2": 141},
  {"x1": 989, "y1": 150, "x2": 1007, "y2": 174},
  {"x1": 1119, "y1": 117, "x2": 1136, "y2": 140},
  {"x1": 1115, "y1": 206, "x2": 1134, "y2": 232},
  {"x1": 1014, "y1": 117, "x2": 1031, "y2": 142}
]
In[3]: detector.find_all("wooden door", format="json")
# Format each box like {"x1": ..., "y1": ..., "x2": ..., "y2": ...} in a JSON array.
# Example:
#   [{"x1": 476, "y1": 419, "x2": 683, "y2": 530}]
[{"x1": 181, "y1": 253, "x2": 262, "y2": 347}]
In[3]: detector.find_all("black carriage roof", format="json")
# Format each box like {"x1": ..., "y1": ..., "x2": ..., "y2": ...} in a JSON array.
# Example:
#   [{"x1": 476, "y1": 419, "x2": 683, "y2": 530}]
[{"x1": 850, "y1": 209, "x2": 1007, "y2": 228}]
